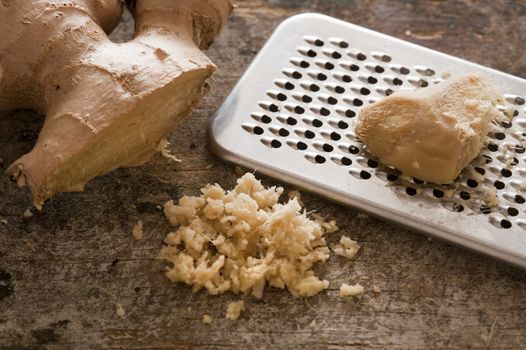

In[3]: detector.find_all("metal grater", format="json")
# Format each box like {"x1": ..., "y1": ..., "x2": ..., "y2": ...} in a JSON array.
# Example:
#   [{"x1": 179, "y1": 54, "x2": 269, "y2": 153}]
[{"x1": 209, "y1": 14, "x2": 526, "y2": 269}]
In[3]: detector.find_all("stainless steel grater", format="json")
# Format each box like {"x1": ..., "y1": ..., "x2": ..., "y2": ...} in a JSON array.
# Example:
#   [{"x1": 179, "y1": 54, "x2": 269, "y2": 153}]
[{"x1": 209, "y1": 13, "x2": 526, "y2": 269}]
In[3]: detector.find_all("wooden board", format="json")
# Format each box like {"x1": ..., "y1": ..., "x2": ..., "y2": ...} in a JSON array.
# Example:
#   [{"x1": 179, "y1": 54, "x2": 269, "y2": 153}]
[{"x1": 1, "y1": 1, "x2": 525, "y2": 349}]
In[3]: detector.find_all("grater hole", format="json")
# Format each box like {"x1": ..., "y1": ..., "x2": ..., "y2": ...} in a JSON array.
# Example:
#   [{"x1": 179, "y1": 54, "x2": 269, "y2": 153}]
[
  {"x1": 514, "y1": 145, "x2": 525, "y2": 153},
  {"x1": 334, "y1": 86, "x2": 345, "y2": 94},
  {"x1": 488, "y1": 143, "x2": 499, "y2": 152},
  {"x1": 331, "y1": 51, "x2": 342, "y2": 59},
  {"x1": 277, "y1": 93, "x2": 287, "y2": 101},
  {"x1": 367, "y1": 159, "x2": 379, "y2": 168},
  {"x1": 515, "y1": 195, "x2": 525, "y2": 204},
  {"x1": 269, "y1": 104, "x2": 279, "y2": 112},
  {"x1": 416, "y1": 67, "x2": 436, "y2": 76},
  {"x1": 278, "y1": 128, "x2": 289, "y2": 137},
  {"x1": 315, "y1": 39, "x2": 324, "y2": 47},
  {"x1": 501, "y1": 121, "x2": 512, "y2": 129},
  {"x1": 315, "y1": 155, "x2": 326, "y2": 164},
  {"x1": 253, "y1": 126, "x2": 264, "y2": 135},
  {"x1": 325, "y1": 62, "x2": 335, "y2": 70},
  {"x1": 348, "y1": 145, "x2": 360, "y2": 154},
  {"x1": 271, "y1": 139, "x2": 282, "y2": 148},
  {"x1": 300, "y1": 60, "x2": 310, "y2": 68},
  {"x1": 374, "y1": 65, "x2": 385, "y2": 73},
  {"x1": 386, "y1": 173, "x2": 398, "y2": 182},
  {"x1": 302, "y1": 95, "x2": 313, "y2": 103},
  {"x1": 418, "y1": 79, "x2": 429, "y2": 87},
  {"x1": 319, "y1": 107, "x2": 331, "y2": 116},
  {"x1": 297, "y1": 141, "x2": 308, "y2": 150},
  {"x1": 367, "y1": 76, "x2": 378, "y2": 84},
  {"x1": 356, "y1": 53, "x2": 367, "y2": 61},
  {"x1": 501, "y1": 219, "x2": 512, "y2": 229},
  {"x1": 322, "y1": 143, "x2": 334, "y2": 152},
  {"x1": 349, "y1": 64, "x2": 360, "y2": 71},
  {"x1": 460, "y1": 191, "x2": 471, "y2": 200},
  {"x1": 338, "y1": 121, "x2": 349, "y2": 129},
  {"x1": 508, "y1": 207, "x2": 519, "y2": 216},
  {"x1": 391, "y1": 65, "x2": 411, "y2": 75},
  {"x1": 261, "y1": 115, "x2": 272, "y2": 124},
  {"x1": 307, "y1": 49, "x2": 317, "y2": 57},
  {"x1": 285, "y1": 82, "x2": 295, "y2": 90},
  {"x1": 310, "y1": 84, "x2": 320, "y2": 92},
  {"x1": 360, "y1": 87, "x2": 371, "y2": 95},
  {"x1": 506, "y1": 95, "x2": 525, "y2": 105},
  {"x1": 317, "y1": 73, "x2": 328, "y2": 81},
  {"x1": 501, "y1": 168, "x2": 512, "y2": 177},
  {"x1": 360, "y1": 170, "x2": 371, "y2": 179},
  {"x1": 467, "y1": 179, "x2": 478, "y2": 188},
  {"x1": 494, "y1": 180, "x2": 505, "y2": 189},
  {"x1": 294, "y1": 106, "x2": 305, "y2": 114},
  {"x1": 292, "y1": 71, "x2": 302, "y2": 79},
  {"x1": 345, "y1": 110, "x2": 356, "y2": 118},
  {"x1": 330, "y1": 132, "x2": 341, "y2": 140},
  {"x1": 393, "y1": 78, "x2": 403, "y2": 86},
  {"x1": 341, "y1": 75, "x2": 352, "y2": 82},
  {"x1": 406, "y1": 187, "x2": 417, "y2": 196},
  {"x1": 353, "y1": 98, "x2": 364, "y2": 106},
  {"x1": 304, "y1": 130, "x2": 315, "y2": 139},
  {"x1": 454, "y1": 204, "x2": 464, "y2": 212},
  {"x1": 341, "y1": 157, "x2": 352, "y2": 166},
  {"x1": 413, "y1": 178, "x2": 424, "y2": 184},
  {"x1": 327, "y1": 97, "x2": 338, "y2": 105},
  {"x1": 480, "y1": 205, "x2": 491, "y2": 214},
  {"x1": 339, "y1": 41, "x2": 349, "y2": 48},
  {"x1": 312, "y1": 119, "x2": 323, "y2": 127},
  {"x1": 494, "y1": 132, "x2": 505, "y2": 140},
  {"x1": 287, "y1": 117, "x2": 297, "y2": 125},
  {"x1": 372, "y1": 52, "x2": 392, "y2": 63},
  {"x1": 474, "y1": 166, "x2": 485, "y2": 175}
]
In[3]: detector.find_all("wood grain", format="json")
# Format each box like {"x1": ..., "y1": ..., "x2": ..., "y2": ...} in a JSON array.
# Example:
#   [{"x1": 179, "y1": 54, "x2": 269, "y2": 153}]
[{"x1": 1, "y1": 1, "x2": 525, "y2": 349}]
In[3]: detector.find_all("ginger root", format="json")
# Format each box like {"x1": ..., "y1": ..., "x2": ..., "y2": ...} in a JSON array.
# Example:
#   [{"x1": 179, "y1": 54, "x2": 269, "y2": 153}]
[
  {"x1": 355, "y1": 75, "x2": 504, "y2": 184},
  {"x1": 0, "y1": 0, "x2": 232, "y2": 209}
]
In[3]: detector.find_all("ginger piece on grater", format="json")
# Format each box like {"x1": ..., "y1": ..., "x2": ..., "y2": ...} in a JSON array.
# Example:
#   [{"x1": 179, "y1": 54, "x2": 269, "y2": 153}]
[{"x1": 356, "y1": 75, "x2": 505, "y2": 184}]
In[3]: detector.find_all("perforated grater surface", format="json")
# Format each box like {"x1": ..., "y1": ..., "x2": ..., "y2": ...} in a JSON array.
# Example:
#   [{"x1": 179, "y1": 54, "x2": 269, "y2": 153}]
[{"x1": 209, "y1": 14, "x2": 526, "y2": 269}]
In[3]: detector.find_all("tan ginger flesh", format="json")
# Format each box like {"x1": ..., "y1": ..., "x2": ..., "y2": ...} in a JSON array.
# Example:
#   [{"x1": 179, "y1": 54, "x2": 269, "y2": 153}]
[
  {"x1": 0, "y1": 0, "x2": 232, "y2": 209},
  {"x1": 160, "y1": 173, "x2": 355, "y2": 299},
  {"x1": 355, "y1": 75, "x2": 505, "y2": 184}
]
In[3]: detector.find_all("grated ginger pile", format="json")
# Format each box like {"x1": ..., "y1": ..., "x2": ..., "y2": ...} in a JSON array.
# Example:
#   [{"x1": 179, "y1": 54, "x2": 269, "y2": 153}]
[{"x1": 160, "y1": 173, "x2": 357, "y2": 298}]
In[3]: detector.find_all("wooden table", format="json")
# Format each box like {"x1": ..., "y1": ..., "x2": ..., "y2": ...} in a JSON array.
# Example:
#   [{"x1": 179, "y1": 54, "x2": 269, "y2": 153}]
[{"x1": 1, "y1": 1, "x2": 525, "y2": 349}]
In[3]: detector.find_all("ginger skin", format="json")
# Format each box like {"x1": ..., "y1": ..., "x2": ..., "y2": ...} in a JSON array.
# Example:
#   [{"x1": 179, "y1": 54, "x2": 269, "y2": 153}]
[{"x1": 0, "y1": 0, "x2": 232, "y2": 209}]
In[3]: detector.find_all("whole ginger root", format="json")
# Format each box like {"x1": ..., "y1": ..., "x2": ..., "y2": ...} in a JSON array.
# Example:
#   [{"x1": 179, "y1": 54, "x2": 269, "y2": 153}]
[{"x1": 0, "y1": 0, "x2": 232, "y2": 209}]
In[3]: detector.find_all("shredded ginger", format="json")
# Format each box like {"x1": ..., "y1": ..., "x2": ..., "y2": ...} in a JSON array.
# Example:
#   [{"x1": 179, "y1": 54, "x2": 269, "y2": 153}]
[
  {"x1": 339, "y1": 283, "x2": 364, "y2": 297},
  {"x1": 226, "y1": 301, "x2": 245, "y2": 321},
  {"x1": 333, "y1": 236, "x2": 360, "y2": 259},
  {"x1": 132, "y1": 220, "x2": 143, "y2": 240},
  {"x1": 202, "y1": 314, "x2": 213, "y2": 324},
  {"x1": 160, "y1": 173, "x2": 339, "y2": 298}
]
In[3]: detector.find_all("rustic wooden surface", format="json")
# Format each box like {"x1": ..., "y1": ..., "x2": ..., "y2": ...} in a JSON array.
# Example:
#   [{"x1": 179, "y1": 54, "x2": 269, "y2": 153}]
[{"x1": 1, "y1": 1, "x2": 526, "y2": 349}]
